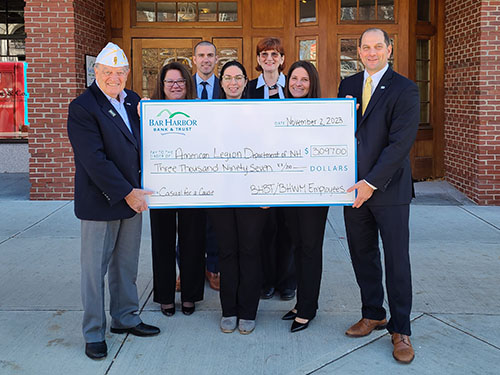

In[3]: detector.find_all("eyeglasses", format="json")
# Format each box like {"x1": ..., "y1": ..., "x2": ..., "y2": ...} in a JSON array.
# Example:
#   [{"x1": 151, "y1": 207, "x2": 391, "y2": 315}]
[
  {"x1": 164, "y1": 79, "x2": 186, "y2": 88},
  {"x1": 101, "y1": 70, "x2": 128, "y2": 77},
  {"x1": 222, "y1": 75, "x2": 246, "y2": 82},
  {"x1": 259, "y1": 51, "x2": 281, "y2": 59}
]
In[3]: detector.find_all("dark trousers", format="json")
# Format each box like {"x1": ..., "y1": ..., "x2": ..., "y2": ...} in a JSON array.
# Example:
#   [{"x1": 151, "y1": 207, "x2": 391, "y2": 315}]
[
  {"x1": 209, "y1": 208, "x2": 268, "y2": 320},
  {"x1": 284, "y1": 206, "x2": 329, "y2": 320},
  {"x1": 261, "y1": 207, "x2": 296, "y2": 291},
  {"x1": 150, "y1": 208, "x2": 206, "y2": 304},
  {"x1": 205, "y1": 215, "x2": 219, "y2": 273},
  {"x1": 344, "y1": 204, "x2": 412, "y2": 336}
]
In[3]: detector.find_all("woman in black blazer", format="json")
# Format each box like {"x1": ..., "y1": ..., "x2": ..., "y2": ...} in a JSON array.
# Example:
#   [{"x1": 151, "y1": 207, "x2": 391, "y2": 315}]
[
  {"x1": 149, "y1": 62, "x2": 206, "y2": 317},
  {"x1": 248, "y1": 37, "x2": 296, "y2": 302},
  {"x1": 208, "y1": 60, "x2": 269, "y2": 335},
  {"x1": 281, "y1": 60, "x2": 329, "y2": 332},
  {"x1": 247, "y1": 37, "x2": 287, "y2": 99}
]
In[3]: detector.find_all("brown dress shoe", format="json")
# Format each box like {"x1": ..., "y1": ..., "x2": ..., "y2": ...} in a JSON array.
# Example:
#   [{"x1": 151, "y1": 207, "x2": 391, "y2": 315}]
[
  {"x1": 175, "y1": 275, "x2": 181, "y2": 292},
  {"x1": 345, "y1": 318, "x2": 388, "y2": 337},
  {"x1": 392, "y1": 333, "x2": 415, "y2": 363},
  {"x1": 205, "y1": 271, "x2": 220, "y2": 291}
]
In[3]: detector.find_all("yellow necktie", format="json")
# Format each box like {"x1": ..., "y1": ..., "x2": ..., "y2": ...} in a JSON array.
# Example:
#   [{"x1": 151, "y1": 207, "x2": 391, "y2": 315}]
[{"x1": 362, "y1": 76, "x2": 372, "y2": 115}]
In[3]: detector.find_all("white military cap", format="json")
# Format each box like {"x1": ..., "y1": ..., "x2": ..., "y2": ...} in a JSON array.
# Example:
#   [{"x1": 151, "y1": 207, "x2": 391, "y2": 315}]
[{"x1": 95, "y1": 42, "x2": 129, "y2": 67}]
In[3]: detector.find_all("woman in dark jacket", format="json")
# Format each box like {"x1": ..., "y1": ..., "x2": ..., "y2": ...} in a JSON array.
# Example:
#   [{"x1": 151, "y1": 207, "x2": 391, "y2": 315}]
[
  {"x1": 248, "y1": 37, "x2": 296, "y2": 302},
  {"x1": 281, "y1": 60, "x2": 329, "y2": 332},
  {"x1": 149, "y1": 62, "x2": 206, "y2": 317},
  {"x1": 208, "y1": 60, "x2": 269, "y2": 335}
]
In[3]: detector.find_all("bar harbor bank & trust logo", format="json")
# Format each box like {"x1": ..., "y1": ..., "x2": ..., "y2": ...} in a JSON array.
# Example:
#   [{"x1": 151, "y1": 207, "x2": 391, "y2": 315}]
[{"x1": 148, "y1": 107, "x2": 198, "y2": 135}]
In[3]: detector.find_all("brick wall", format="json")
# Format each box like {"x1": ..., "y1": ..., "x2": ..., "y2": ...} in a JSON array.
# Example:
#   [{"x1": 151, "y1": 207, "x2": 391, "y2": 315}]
[
  {"x1": 25, "y1": 0, "x2": 106, "y2": 200},
  {"x1": 445, "y1": 0, "x2": 500, "y2": 205}
]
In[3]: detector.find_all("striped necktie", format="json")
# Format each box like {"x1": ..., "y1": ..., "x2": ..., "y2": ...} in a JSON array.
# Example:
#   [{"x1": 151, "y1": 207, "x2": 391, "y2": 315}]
[{"x1": 362, "y1": 76, "x2": 372, "y2": 115}]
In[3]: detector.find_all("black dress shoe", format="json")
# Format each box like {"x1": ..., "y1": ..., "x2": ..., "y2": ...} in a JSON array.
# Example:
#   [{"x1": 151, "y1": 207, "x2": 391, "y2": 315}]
[
  {"x1": 85, "y1": 341, "x2": 107, "y2": 360},
  {"x1": 182, "y1": 303, "x2": 195, "y2": 315},
  {"x1": 161, "y1": 305, "x2": 175, "y2": 316},
  {"x1": 261, "y1": 287, "x2": 275, "y2": 299},
  {"x1": 110, "y1": 322, "x2": 160, "y2": 337},
  {"x1": 291, "y1": 319, "x2": 310, "y2": 333},
  {"x1": 280, "y1": 289, "x2": 296, "y2": 301},
  {"x1": 282, "y1": 310, "x2": 297, "y2": 320}
]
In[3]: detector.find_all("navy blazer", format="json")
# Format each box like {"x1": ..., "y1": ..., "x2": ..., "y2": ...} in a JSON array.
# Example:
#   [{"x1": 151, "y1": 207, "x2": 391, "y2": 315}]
[
  {"x1": 338, "y1": 68, "x2": 420, "y2": 206},
  {"x1": 193, "y1": 74, "x2": 220, "y2": 99},
  {"x1": 67, "y1": 82, "x2": 142, "y2": 221}
]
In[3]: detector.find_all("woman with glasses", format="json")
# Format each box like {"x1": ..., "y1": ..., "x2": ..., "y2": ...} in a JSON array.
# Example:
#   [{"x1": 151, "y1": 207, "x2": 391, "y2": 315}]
[
  {"x1": 248, "y1": 37, "x2": 296, "y2": 303},
  {"x1": 208, "y1": 61, "x2": 269, "y2": 335},
  {"x1": 248, "y1": 37, "x2": 286, "y2": 99},
  {"x1": 280, "y1": 61, "x2": 329, "y2": 332},
  {"x1": 149, "y1": 62, "x2": 206, "y2": 317}
]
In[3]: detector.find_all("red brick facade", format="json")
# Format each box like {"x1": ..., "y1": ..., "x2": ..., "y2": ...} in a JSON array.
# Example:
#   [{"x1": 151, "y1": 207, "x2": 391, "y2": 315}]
[
  {"x1": 445, "y1": 0, "x2": 500, "y2": 205},
  {"x1": 25, "y1": 0, "x2": 106, "y2": 199}
]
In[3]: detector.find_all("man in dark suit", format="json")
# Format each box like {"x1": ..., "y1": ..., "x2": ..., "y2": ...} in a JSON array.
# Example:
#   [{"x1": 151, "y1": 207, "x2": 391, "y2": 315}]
[
  {"x1": 67, "y1": 43, "x2": 160, "y2": 360},
  {"x1": 338, "y1": 28, "x2": 419, "y2": 363},
  {"x1": 192, "y1": 40, "x2": 220, "y2": 100},
  {"x1": 192, "y1": 40, "x2": 221, "y2": 291}
]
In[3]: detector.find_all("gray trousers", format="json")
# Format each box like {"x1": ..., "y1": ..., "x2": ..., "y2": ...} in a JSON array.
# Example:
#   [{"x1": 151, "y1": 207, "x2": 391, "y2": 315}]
[{"x1": 81, "y1": 214, "x2": 143, "y2": 343}]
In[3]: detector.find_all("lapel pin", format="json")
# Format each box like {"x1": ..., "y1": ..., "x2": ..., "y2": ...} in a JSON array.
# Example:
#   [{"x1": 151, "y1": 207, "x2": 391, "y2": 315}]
[
  {"x1": 108, "y1": 109, "x2": 117, "y2": 117},
  {"x1": 126, "y1": 102, "x2": 131, "y2": 106},
  {"x1": 381, "y1": 86, "x2": 386, "y2": 89}
]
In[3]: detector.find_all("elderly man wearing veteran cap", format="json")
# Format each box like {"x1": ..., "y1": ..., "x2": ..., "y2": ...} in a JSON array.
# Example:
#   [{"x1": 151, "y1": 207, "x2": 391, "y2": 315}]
[{"x1": 67, "y1": 42, "x2": 160, "y2": 360}]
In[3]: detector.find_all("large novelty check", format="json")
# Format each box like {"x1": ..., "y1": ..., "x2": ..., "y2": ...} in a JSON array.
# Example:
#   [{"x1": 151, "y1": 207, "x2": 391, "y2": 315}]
[{"x1": 141, "y1": 99, "x2": 357, "y2": 208}]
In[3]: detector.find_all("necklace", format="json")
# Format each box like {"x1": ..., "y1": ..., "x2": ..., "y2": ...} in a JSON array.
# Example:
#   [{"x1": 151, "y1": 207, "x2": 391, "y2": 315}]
[{"x1": 268, "y1": 84, "x2": 278, "y2": 90}]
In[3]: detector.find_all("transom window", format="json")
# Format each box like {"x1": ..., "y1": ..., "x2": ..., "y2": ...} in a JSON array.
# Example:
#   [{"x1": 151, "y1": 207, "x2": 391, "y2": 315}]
[
  {"x1": 136, "y1": 1, "x2": 238, "y2": 23},
  {"x1": 340, "y1": 0, "x2": 394, "y2": 22}
]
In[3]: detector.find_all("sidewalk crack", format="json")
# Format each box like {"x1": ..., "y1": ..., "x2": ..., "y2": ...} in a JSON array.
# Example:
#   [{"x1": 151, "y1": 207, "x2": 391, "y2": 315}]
[
  {"x1": 426, "y1": 313, "x2": 500, "y2": 351},
  {"x1": 0, "y1": 201, "x2": 72, "y2": 246}
]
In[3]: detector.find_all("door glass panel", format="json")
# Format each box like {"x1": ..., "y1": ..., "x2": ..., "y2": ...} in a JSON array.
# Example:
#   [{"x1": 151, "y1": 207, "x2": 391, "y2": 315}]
[
  {"x1": 299, "y1": 0, "x2": 316, "y2": 23},
  {"x1": 198, "y1": 2, "x2": 217, "y2": 21},
  {"x1": 417, "y1": 81, "x2": 429, "y2": 101},
  {"x1": 420, "y1": 102, "x2": 429, "y2": 123},
  {"x1": 137, "y1": 2, "x2": 155, "y2": 22},
  {"x1": 359, "y1": 0, "x2": 375, "y2": 20},
  {"x1": 341, "y1": 0, "x2": 394, "y2": 21},
  {"x1": 157, "y1": 3, "x2": 176, "y2": 22},
  {"x1": 378, "y1": 0, "x2": 394, "y2": 21},
  {"x1": 217, "y1": 47, "x2": 238, "y2": 74},
  {"x1": 340, "y1": 38, "x2": 361, "y2": 79},
  {"x1": 299, "y1": 39, "x2": 317, "y2": 62},
  {"x1": 219, "y1": 2, "x2": 237, "y2": 22},
  {"x1": 178, "y1": 2, "x2": 198, "y2": 22},
  {"x1": 136, "y1": 1, "x2": 238, "y2": 23},
  {"x1": 340, "y1": 0, "x2": 356, "y2": 20},
  {"x1": 141, "y1": 47, "x2": 194, "y2": 97},
  {"x1": 418, "y1": 0, "x2": 430, "y2": 21},
  {"x1": 416, "y1": 39, "x2": 431, "y2": 125}
]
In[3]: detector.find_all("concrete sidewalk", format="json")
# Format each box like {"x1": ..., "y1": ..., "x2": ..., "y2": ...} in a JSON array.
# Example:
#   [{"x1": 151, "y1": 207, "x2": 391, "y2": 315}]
[{"x1": 0, "y1": 175, "x2": 499, "y2": 374}]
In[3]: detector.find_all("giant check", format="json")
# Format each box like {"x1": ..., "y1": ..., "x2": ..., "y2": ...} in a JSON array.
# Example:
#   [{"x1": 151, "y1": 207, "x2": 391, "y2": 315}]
[{"x1": 141, "y1": 99, "x2": 357, "y2": 208}]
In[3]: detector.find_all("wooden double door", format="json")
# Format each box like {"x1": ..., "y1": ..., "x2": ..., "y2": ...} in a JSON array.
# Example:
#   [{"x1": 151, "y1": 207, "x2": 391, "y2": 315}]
[{"x1": 132, "y1": 38, "x2": 242, "y2": 98}]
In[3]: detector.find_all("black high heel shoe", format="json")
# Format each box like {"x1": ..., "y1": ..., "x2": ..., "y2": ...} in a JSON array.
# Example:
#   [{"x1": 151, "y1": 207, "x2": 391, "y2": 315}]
[
  {"x1": 291, "y1": 318, "x2": 310, "y2": 333},
  {"x1": 182, "y1": 302, "x2": 195, "y2": 315},
  {"x1": 282, "y1": 310, "x2": 297, "y2": 320},
  {"x1": 161, "y1": 305, "x2": 175, "y2": 316}
]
